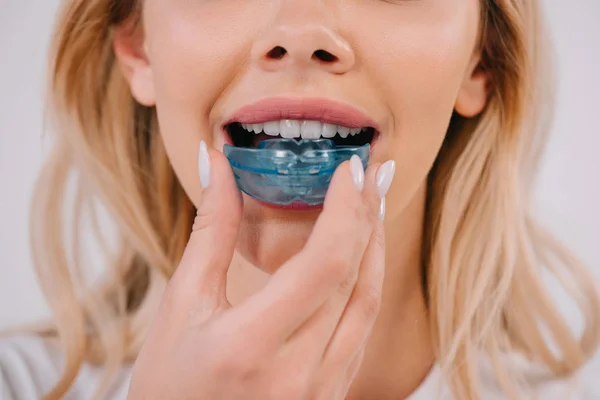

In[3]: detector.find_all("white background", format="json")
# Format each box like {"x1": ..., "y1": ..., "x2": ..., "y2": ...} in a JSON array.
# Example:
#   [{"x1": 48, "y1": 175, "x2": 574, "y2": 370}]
[{"x1": 1, "y1": 0, "x2": 599, "y2": 376}]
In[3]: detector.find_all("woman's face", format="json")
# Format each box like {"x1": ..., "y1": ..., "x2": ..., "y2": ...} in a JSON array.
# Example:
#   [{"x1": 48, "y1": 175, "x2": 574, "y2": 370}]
[{"x1": 117, "y1": 0, "x2": 488, "y2": 271}]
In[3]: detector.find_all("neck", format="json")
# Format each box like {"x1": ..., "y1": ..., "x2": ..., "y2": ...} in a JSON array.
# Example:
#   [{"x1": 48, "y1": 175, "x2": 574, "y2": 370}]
[{"x1": 227, "y1": 183, "x2": 434, "y2": 399}]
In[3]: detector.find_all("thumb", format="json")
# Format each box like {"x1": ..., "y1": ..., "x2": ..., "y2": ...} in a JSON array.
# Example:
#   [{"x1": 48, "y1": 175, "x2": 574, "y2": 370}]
[{"x1": 173, "y1": 140, "x2": 242, "y2": 309}]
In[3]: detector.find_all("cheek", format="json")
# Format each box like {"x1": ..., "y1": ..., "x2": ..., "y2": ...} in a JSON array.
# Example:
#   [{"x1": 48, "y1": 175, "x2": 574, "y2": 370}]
[
  {"x1": 142, "y1": 1, "x2": 262, "y2": 205},
  {"x1": 359, "y1": 2, "x2": 479, "y2": 132},
  {"x1": 350, "y1": 2, "x2": 480, "y2": 209}
]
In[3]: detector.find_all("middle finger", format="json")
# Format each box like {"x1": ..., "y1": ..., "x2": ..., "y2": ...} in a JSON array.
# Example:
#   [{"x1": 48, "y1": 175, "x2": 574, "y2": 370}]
[{"x1": 282, "y1": 163, "x2": 382, "y2": 364}]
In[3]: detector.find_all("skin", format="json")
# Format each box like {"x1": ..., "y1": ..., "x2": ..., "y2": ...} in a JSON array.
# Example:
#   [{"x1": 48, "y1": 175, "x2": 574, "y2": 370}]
[{"x1": 115, "y1": 0, "x2": 489, "y2": 398}]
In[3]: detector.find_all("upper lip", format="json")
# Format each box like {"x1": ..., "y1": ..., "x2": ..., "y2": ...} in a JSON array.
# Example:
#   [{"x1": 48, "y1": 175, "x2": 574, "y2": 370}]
[{"x1": 223, "y1": 97, "x2": 379, "y2": 130}]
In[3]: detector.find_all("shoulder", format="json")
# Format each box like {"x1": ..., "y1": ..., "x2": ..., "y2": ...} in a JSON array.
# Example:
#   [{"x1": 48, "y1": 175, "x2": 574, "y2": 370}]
[
  {"x1": 0, "y1": 334, "x2": 62, "y2": 399},
  {"x1": 0, "y1": 334, "x2": 132, "y2": 400},
  {"x1": 478, "y1": 353, "x2": 592, "y2": 399},
  {"x1": 408, "y1": 352, "x2": 598, "y2": 400}
]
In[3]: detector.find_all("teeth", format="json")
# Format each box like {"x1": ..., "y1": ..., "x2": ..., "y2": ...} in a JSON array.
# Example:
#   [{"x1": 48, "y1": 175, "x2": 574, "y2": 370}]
[
  {"x1": 252, "y1": 123, "x2": 264, "y2": 133},
  {"x1": 280, "y1": 119, "x2": 300, "y2": 138},
  {"x1": 321, "y1": 123, "x2": 337, "y2": 138},
  {"x1": 337, "y1": 126, "x2": 350, "y2": 138},
  {"x1": 301, "y1": 120, "x2": 322, "y2": 139},
  {"x1": 239, "y1": 120, "x2": 368, "y2": 140},
  {"x1": 263, "y1": 121, "x2": 280, "y2": 136}
]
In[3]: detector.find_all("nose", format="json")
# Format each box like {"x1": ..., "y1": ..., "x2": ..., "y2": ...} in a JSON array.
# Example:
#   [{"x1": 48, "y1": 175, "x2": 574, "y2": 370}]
[{"x1": 251, "y1": 4, "x2": 355, "y2": 75}]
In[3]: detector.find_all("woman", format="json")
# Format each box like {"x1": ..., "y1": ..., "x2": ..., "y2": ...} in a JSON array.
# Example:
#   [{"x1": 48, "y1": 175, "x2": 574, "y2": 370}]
[{"x1": 1, "y1": 0, "x2": 598, "y2": 399}]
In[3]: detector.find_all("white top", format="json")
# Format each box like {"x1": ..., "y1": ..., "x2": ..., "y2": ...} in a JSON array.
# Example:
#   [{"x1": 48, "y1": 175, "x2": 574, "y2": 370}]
[{"x1": 0, "y1": 335, "x2": 596, "y2": 399}]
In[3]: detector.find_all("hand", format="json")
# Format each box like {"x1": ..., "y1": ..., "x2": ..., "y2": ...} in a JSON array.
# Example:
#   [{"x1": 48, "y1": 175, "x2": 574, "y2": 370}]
[{"x1": 127, "y1": 142, "x2": 394, "y2": 400}]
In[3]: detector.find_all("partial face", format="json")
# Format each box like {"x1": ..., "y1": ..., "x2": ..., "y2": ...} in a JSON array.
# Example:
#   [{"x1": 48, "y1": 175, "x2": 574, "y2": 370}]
[{"x1": 116, "y1": 0, "x2": 488, "y2": 271}]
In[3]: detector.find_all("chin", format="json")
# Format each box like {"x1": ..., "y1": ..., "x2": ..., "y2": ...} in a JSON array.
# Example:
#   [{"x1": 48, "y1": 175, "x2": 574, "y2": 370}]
[{"x1": 235, "y1": 194, "x2": 322, "y2": 273}]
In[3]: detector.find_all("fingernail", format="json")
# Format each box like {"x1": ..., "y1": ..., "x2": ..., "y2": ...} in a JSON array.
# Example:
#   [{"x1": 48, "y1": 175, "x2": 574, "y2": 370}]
[
  {"x1": 379, "y1": 197, "x2": 386, "y2": 221},
  {"x1": 376, "y1": 160, "x2": 395, "y2": 199},
  {"x1": 198, "y1": 140, "x2": 211, "y2": 188},
  {"x1": 349, "y1": 155, "x2": 365, "y2": 192}
]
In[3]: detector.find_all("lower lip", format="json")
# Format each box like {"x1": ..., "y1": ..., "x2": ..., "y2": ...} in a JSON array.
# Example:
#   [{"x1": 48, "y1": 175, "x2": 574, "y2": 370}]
[{"x1": 257, "y1": 199, "x2": 323, "y2": 211}]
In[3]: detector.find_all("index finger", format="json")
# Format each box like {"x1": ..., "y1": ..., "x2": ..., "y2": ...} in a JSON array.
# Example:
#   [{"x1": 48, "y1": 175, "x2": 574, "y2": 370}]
[{"x1": 229, "y1": 156, "x2": 379, "y2": 342}]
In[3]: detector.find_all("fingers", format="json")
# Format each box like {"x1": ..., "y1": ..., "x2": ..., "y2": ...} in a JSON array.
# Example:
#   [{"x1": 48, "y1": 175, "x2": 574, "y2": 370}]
[
  {"x1": 320, "y1": 220, "x2": 385, "y2": 368},
  {"x1": 231, "y1": 156, "x2": 373, "y2": 342},
  {"x1": 346, "y1": 347, "x2": 366, "y2": 387},
  {"x1": 281, "y1": 163, "x2": 383, "y2": 360},
  {"x1": 169, "y1": 141, "x2": 243, "y2": 311},
  {"x1": 306, "y1": 162, "x2": 392, "y2": 399},
  {"x1": 332, "y1": 346, "x2": 366, "y2": 399},
  {"x1": 319, "y1": 160, "x2": 394, "y2": 371}
]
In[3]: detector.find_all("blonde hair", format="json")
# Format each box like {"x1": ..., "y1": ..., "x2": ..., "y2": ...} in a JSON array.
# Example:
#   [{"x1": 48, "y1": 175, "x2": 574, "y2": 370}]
[{"x1": 28, "y1": 0, "x2": 600, "y2": 399}]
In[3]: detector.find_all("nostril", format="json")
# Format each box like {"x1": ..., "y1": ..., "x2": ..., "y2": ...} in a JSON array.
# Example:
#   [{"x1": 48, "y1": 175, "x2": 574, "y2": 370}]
[
  {"x1": 266, "y1": 46, "x2": 287, "y2": 60},
  {"x1": 313, "y1": 49, "x2": 338, "y2": 63}
]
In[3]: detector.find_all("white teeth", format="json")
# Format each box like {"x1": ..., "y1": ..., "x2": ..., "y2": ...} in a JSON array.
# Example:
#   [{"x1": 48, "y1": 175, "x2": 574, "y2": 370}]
[
  {"x1": 263, "y1": 121, "x2": 280, "y2": 136},
  {"x1": 239, "y1": 120, "x2": 368, "y2": 140},
  {"x1": 321, "y1": 123, "x2": 337, "y2": 138},
  {"x1": 280, "y1": 119, "x2": 300, "y2": 138},
  {"x1": 337, "y1": 126, "x2": 350, "y2": 138},
  {"x1": 252, "y1": 123, "x2": 264, "y2": 133},
  {"x1": 301, "y1": 120, "x2": 322, "y2": 139}
]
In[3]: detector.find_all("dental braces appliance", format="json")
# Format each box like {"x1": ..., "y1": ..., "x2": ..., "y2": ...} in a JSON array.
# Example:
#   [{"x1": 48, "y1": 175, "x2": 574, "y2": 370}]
[{"x1": 224, "y1": 138, "x2": 370, "y2": 206}]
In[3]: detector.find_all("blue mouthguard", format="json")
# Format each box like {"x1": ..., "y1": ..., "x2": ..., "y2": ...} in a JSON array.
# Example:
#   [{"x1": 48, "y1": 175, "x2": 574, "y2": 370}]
[{"x1": 223, "y1": 139, "x2": 370, "y2": 206}]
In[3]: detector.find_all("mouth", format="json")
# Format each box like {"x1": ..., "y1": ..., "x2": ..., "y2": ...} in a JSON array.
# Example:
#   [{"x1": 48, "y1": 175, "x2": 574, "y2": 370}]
[
  {"x1": 222, "y1": 97, "x2": 379, "y2": 149},
  {"x1": 221, "y1": 98, "x2": 377, "y2": 211}
]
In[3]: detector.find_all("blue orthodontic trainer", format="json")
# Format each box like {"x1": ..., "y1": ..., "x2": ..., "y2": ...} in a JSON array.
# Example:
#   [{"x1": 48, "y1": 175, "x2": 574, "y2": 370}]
[{"x1": 223, "y1": 138, "x2": 370, "y2": 206}]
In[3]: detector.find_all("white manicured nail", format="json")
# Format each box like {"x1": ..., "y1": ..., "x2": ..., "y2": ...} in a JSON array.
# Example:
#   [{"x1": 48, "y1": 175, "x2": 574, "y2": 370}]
[
  {"x1": 350, "y1": 155, "x2": 365, "y2": 192},
  {"x1": 376, "y1": 160, "x2": 395, "y2": 199},
  {"x1": 379, "y1": 197, "x2": 386, "y2": 221},
  {"x1": 198, "y1": 140, "x2": 211, "y2": 188}
]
